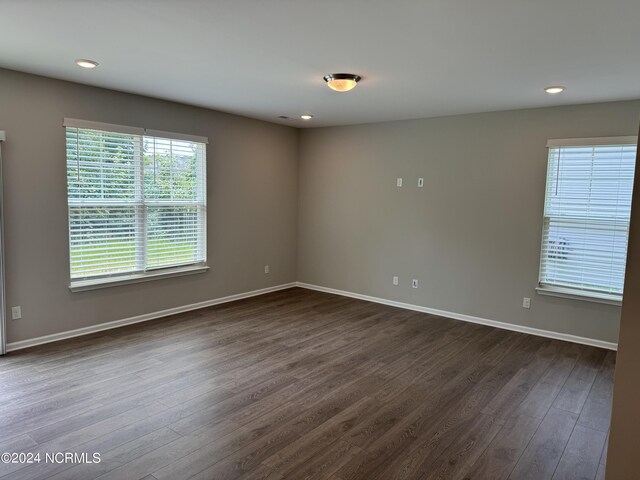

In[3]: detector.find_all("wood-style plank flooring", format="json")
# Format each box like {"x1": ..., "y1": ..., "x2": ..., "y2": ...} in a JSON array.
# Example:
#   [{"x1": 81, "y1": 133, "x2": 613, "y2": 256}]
[{"x1": 0, "y1": 288, "x2": 614, "y2": 480}]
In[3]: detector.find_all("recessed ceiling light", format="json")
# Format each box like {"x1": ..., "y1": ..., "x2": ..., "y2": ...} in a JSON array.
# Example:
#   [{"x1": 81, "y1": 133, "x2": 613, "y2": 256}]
[
  {"x1": 544, "y1": 86, "x2": 566, "y2": 94},
  {"x1": 323, "y1": 73, "x2": 361, "y2": 92},
  {"x1": 301, "y1": 114, "x2": 313, "y2": 120},
  {"x1": 75, "y1": 59, "x2": 99, "y2": 69}
]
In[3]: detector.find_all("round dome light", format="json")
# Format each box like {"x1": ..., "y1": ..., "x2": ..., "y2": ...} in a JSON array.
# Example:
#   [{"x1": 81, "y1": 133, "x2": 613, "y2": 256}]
[{"x1": 323, "y1": 73, "x2": 361, "y2": 92}]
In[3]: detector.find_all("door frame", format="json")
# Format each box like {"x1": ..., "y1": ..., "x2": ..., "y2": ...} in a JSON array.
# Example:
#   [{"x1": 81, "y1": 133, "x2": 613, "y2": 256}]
[{"x1": 0, "y1": 131, "x2": 6, "y2": 355}]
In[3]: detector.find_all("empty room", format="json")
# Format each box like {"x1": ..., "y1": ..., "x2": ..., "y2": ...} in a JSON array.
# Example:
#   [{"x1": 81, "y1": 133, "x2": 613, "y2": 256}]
[{"x1": 1, "y1": 1, "x2": 640, "y2": 479}]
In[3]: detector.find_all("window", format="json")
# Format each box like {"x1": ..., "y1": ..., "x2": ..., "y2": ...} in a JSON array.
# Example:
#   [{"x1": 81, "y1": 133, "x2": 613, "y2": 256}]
[
  {"x1": 65, "y1": 119, "x2": 207, "y2": 290},
  {"x1": 538, "y1": 136, "x2": 637, "y2": 304}
]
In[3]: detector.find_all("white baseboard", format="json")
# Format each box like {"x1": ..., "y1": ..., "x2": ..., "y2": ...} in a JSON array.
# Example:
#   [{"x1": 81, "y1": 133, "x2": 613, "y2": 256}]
[
  {"x1": 6, "y1": 283, "x2": 297, "y2": 352},
  {"x1": 296, "y1": 282, "x2": 618, "y2": 351},
  {"x1": 6, "y1": 280, "x2": 617, "y2": 353}
]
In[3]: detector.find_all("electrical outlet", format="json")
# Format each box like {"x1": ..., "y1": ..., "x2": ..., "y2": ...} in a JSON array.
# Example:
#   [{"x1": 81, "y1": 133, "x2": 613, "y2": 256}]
[
  {"x1": 264, "y1": 265, "x2": 270, "y2": 274},
  {"x1": 393, "y1": 276, "x2": 399, "y2": 286},
  {"x1": 522, "y1": 297, "x2": 531, "y2": 309},
  {"x1": 396, "y1": 177, "x2": 403, "y2": 187},
  {"x1": 418, "y1": 178, "x2": 424, "y2": 187},
  {"x1": 412, "y1": 279, "x2": 419, "y2": 288},
  {"x1": 11, "y1": 306, "x2": 21, "y2": 320}
]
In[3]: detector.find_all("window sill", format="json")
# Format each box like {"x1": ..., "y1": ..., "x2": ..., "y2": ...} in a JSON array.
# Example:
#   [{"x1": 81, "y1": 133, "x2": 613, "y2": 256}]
[
  {"x1": 535, "y1": 286, "x2": 622, "y2": 306},
  {"x1": 69, "y1": 265, "x2": 209, "y2": 292}
]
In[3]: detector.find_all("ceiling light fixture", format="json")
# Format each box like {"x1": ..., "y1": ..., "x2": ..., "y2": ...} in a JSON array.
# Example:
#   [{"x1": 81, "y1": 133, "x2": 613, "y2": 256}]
[
  {"x1": 301, "y1": 114, "x2": 313, "y2": 120},
  {"x1": 323, "y1": 73, "x2": 361, "y2": 92},
  {"x1": 75, "y1": 59, "x2": 99, "y2": 69},
  {"x1": 544, "y1": 86, "x2": 566, "y2": 94}
]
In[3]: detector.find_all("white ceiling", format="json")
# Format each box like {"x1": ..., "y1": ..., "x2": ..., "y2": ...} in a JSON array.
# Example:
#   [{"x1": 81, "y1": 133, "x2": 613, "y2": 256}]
[{"x1": 1, "y1": 0, "x2": 639, "y2": 128}]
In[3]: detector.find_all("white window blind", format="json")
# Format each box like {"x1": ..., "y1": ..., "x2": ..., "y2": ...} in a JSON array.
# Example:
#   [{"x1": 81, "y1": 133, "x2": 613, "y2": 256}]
[
  {"x1": 539, "y1": 138, "x2": 637, "y2": 301},
  {"x1": 65, "y1": 122, "x2": 207, "y2": 282}
]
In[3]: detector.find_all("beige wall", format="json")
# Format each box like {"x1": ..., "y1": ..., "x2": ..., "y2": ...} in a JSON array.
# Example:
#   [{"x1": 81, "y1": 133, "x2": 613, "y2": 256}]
[
  {"x1": 297, "y1": 101, "x2": 640, "y2": 344},
  {"x1": 606, "y1": 128, "x2": 640, "y2": 479},
  {"x1": 0, "y1": 69, "x2": 299, "y2": 344}
]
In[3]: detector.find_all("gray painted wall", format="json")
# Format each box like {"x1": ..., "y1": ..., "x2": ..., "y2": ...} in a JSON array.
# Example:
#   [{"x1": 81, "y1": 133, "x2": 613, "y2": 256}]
[
  {"x1": 1, "y1": 66, "x2": 638, "y2": 347},
  {"x1": 297, "y1": 102, "x2": 640, "y2": 344},
  {"x1": 0, "y1": 69, "x2": 299, "y2": 344}
]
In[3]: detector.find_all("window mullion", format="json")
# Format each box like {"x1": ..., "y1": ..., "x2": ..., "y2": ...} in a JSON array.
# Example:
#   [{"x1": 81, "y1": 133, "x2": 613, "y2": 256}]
[{"x1": 135, "y1": 136, "x2": 146, "y2": 272}]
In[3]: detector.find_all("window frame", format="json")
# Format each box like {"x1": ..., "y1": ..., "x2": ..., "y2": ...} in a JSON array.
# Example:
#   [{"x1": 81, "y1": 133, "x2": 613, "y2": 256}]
[
  {"x1": 536, "y1": 136, "x2": 638, "y2": 306},
  {"x1": 64, "y1": 118, "x2": 209, "y2": 291}
]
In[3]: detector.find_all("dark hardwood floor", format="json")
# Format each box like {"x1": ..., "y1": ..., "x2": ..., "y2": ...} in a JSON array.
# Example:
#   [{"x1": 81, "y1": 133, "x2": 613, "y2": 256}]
[{"x1": 0, "y1": 287, "x2": 613, "y2": 480}]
